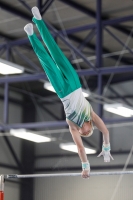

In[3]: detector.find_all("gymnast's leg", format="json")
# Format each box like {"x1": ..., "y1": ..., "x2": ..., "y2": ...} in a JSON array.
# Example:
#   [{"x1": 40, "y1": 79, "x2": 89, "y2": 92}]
[
  {"x1": 24, "y1": 23, "x2": 66, "y2": 98},
  {"x1": 31, "y1": 7, "x2": 81, "y2": 94}
]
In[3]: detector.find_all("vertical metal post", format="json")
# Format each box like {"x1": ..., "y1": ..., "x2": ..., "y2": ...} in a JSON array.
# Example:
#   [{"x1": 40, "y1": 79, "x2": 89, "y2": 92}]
[
  {"x1": 37, "y1": 0, "x2": 42, "y2": 11},
  {"x1": 3, "y1": 45, "x2": 10, "y2": 124},
  {"x1": 96, "y1": 0, "x2": 103, "y2": 148},
  {"x1": 3, "y1": 82, "x2": 9, "y2": 124},
  {"x1": 20, "y1": 97, "x2": 35, "y2": 200},
  {"x1": 96, "y1": 0, "x2": 102, "y2": 69},
  {"x1": 0, "y1": 175, "x2": 4, "y2": 200}
]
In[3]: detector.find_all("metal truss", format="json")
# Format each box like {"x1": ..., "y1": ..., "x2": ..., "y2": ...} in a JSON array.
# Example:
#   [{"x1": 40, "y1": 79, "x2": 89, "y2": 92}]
[{"x1": 0, "y1": 0, "x2": 133, "y2": 131}]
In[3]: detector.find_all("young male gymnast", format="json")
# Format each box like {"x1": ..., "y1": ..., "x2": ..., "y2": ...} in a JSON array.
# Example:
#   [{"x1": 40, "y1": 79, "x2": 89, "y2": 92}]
[{"x1": 24, "y1": 7, "x2": 113, "y2": 179}]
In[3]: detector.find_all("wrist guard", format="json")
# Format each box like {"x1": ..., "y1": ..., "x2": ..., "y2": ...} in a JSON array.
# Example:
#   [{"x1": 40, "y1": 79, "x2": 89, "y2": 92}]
[
  {"x1": 82, "y1": 161, "x2": 90, "y2": 171},
  {"x1": 102, "y1": 143, "x2": 111, "y2": 151}
]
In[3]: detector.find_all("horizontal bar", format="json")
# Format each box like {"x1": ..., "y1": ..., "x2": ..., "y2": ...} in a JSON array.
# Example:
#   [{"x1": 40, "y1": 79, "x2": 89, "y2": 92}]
[{"x1": 5, "y1": 171, "x2": 133, "y2": 179}]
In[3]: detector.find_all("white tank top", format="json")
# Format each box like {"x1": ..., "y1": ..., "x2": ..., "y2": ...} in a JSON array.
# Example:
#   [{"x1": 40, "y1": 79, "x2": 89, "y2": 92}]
[{"x1": 61, "y1": 88, "x2": 92, "y2": 127}]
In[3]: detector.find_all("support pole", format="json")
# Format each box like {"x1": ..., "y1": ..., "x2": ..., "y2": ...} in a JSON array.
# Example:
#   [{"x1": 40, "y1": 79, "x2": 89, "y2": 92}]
[
  {"x1": 0, "y1": 175, "x2": 4, "y2": 200},
  {"x1": 96, "y1": 0, "x2": 103, "y2": 148}
]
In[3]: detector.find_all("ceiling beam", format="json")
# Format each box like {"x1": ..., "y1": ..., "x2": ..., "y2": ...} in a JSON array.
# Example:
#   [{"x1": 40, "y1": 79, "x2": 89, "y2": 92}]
[
  {"x1": 0, "y1": 65, "x2": 133, "y2": 84},
  {"x1": 0, "y1": 115, "x2": 133, "y2": 130},
  {"x1": 59, "y1": 0, "x2": 133, "y2": 36}
]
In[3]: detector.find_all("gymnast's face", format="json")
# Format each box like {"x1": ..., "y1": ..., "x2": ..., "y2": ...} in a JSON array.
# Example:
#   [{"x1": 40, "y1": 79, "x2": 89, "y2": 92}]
[{"x1": 79, "y1": 121, "x2": 93, "y2": 137}]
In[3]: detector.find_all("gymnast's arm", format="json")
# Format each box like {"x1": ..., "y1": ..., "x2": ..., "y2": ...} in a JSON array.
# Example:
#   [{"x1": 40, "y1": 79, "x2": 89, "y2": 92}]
[
  {"x1": 66, "y1": 120, "x2": 90, "y2": 178},
  {"x1": 91, "y1": 110, "x2": 114, "y2": 162},
  {"x1": 69, "y1": 126, "x2": 88, "y2": 162},
  {"x1": 91, "y1": 110, "x2": 110, "y2": 144}
]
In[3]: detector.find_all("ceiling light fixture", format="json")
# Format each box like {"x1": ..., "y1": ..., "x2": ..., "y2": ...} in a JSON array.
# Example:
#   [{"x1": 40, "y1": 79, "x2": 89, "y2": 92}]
[
  {"x1": 44, "y1": 82, "x2": 56, "y2": 93},
  {"x1": 0, "y1": 58, "x2": 24, "y2": 75},
  {"x1": 59, "y1": 143, "x2": 96, "y2": 154},
  {"x1": 104, "y1": 103, "x2": 133, "y2": 117},
  {"x1": 44, "y1": 82, "x2": 90, "y2": 97},
  {"x1": 10, "y1": 129, "x2": 52, "y2": 143}
]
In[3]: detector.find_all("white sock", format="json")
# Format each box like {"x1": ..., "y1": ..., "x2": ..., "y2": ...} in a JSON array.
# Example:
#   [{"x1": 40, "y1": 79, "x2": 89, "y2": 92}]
[
  {"x1": 32, "y1": 6, "x2": 42, "y2": 20},
  {"x1": 24, "y1": 23, "x2": 33, "y2": 35}
]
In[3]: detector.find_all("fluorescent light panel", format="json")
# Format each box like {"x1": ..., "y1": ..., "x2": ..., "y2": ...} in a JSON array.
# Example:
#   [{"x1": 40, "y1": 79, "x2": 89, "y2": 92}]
[
  {"x1": 44, "y1": 82, "x2": 56, "y2": 93},
  {"x1": 44, "y1": 82, "x2": 90, "y2": 97},
  {"x1": 104, "y1": 103, "x2": 133, "y2": 117},
  {"x1": 82, "y1": 88, "x2": 90, "y2": 97},
  {"x1": 10, "y1": 129, "x2": 51, "y2": 143},
  {"x1": 59, "y1": 143, "x2": 96, "y2": 154},
  {"x1": 0, "y1": 58, "x2": 24, "y2": 75}
]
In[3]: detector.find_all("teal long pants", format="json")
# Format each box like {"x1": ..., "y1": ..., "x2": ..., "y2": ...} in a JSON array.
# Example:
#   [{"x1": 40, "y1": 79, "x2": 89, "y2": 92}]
[{"x1": 28, "y1": 18, "x2": 81, "y2": 98}]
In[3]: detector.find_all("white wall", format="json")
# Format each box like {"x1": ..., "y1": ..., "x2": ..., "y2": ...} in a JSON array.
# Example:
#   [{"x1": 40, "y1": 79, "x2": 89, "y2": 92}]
[{"x1": 34, "y1": 171, "x2": 133, "y2": 200}]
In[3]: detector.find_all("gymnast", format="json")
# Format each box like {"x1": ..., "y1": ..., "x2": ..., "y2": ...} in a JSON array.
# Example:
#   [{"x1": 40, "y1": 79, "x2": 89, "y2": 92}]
[{"x1": 24, "y1": 7, "x2": 113, "y2": 179}]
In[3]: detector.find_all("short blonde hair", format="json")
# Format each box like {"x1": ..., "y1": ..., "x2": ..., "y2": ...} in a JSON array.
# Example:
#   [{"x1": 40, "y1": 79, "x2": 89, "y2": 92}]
[{"x1": 80, "y1": 121, "x2": 94, "y2": 137}]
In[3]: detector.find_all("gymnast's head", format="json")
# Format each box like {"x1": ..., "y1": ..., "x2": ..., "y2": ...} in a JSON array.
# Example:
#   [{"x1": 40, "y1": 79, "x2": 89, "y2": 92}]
[{"x1": 79, "y1": 120, "x2": 94, "y2": 137}]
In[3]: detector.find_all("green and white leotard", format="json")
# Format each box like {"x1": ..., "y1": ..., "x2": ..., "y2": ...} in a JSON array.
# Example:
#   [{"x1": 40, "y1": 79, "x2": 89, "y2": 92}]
[{"x1": 61, "y1": 88, "x2": 92, "y2": 127}]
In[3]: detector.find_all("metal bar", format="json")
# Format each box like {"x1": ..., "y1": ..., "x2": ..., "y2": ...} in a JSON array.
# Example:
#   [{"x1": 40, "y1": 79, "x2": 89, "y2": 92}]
[
  {"x1": 58, "y1": 0, "x2": 96, "y2": 18},
  {"x1": 3, "y1": 83, "x2": 9, "y2": 124},
  {"x1": 96, "y1": 0, "x2": 102, "y2": 69},
  {"x1": 109, "y1": 86, "x2": 132, "y2": 107},
  {"x1": 3, "y1": 137, "x2": 22, "y2": 170},
  {"x1": 18, "y1": 0, "x2": 31, "y2": 11},
  {"x1": 105, "y1": 28, "x2": 133, "y2": 55},
  {"x1": 0, "y1": 121, "x2": 67, "y2": 131},
  {"x1": 96, "y1": 0, "x2": 103, "y2": 149},
  {"x1": 103, "y1": 117, "x2": 133, "y2": 124},
  {"x1": 0, "y1": 3, "x2": 94, "y2": 68},
  {"x1": 0, "y1": 175, "x2": 4, "y2": 200},
  {"x1": 5, "y1": 171, "x2": 133, "y2": 179},
  {"x1": 58, "y1": 0, "x2": 132, "y2": 37},
  {"x1": 69, "y1": 30, "x2": 96, "y2": 62},
  {"x1": 106, "y1": 95, "x2": 133, "y2": 99},
  {"x1": 5, "y1": 48, "x2": 10, "y2": 126},
  {"x1": 79, "y1": 29, "x2": 96, "y2": 50},
  {"x1": 13, "y1": 48, "x2": 41, "y2": 72},
  {"x1": 46, "y1": 23, "x2": 95, "y2": 69},
  {"x1": 77, "y1": 65, "x2": 133, "y2": 76},
  {"x1": 0, "y1": 115, "x2": 133, "y2": 131},
  {"x1": 0, "y1": 47, "x2": 6, "y2": 57},
  {"x1": 0, "y1": 1, "x2": 133, "y2": 32},
  {"x1": 37, "y1": 0, "x2": 42, "y2": 11},
  {"x1": 0, "y1": 1, "x2": 32, "y2": 21},
  {"x1": 62, "y1": 14, "x2": 133, "y2": 35},
  {"x1": 41, "y1": 0, "x2": 55, "y2": 15},
  {"x1": 98, "y1": 75, "x2": 103, "y2": 148},
  {"x1": 0, "y1": 163, "x2": 18, "y2": 170},
  {"x1": 0, "y1": 73, "x2": 47, "y2": 84},
  {"x1": 0, "y1": 65, "x2": 133, "y2": 84}
]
